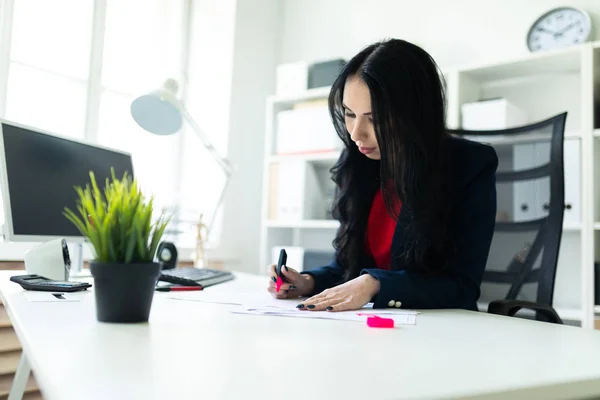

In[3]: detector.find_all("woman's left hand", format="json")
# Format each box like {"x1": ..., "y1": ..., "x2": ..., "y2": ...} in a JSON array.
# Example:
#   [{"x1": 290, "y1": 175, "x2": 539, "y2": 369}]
[{"x1": 298, "y1": 274, "x2": 381, "y2": 312}]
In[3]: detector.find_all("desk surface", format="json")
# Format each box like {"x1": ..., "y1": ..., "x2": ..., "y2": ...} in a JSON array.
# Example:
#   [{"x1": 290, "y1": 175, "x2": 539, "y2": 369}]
[{"x1": 2, "y1": 270, "x2": 600, "y2": 400}]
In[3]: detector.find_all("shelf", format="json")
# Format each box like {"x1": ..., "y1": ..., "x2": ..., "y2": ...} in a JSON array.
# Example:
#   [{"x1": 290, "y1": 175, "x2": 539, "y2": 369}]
[
  {"x1": 594, "y1": 223, "x2": 600, "y2": 230},
  {"x1": 268, "y1": 151, "x2": 341, "y2": 166},
  {"x1": 594, "y1": 129, "x2": 600, "y2": 138},
  {"x1": 268, "y1": 86, "x2": 331, "y2": 107},
  {"x1": 265, "y1": 220, "x2": 340, "y2": 229},
  {"x1": 456, "y1": 43, "x2": 583, "y2": 83},
  {"x1": 595, "y1": 306, "x2": 600, "y2": 314}
]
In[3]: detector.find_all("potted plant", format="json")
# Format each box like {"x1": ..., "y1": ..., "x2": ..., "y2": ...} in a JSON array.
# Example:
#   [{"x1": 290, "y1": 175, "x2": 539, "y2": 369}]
[{"x1": 64, "y1": 170, "x2": 170, "y2": 323}]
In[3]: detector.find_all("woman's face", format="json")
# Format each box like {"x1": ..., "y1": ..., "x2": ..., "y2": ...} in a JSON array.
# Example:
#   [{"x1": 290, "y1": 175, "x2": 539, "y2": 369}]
[{"x1": 343, "y1": 75, "x2": 380, "y2": 160}]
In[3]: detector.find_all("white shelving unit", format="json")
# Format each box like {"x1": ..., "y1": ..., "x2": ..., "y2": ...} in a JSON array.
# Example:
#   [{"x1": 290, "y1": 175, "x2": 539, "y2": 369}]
[
  {"x1": 260, "y1": 41, "x2": 600, "y2": 328},
  {"x1": 268, "y1": 151, "x2": 341, "y2": 166},
  {"x1": 265, "y1": 219, "x2": 340, "y2": 229}
]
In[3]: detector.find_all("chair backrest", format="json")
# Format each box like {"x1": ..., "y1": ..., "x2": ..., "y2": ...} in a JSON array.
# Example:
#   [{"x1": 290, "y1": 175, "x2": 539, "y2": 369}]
[{"x1": 449, "y1": 113, "x2": 567, "y2": 307}]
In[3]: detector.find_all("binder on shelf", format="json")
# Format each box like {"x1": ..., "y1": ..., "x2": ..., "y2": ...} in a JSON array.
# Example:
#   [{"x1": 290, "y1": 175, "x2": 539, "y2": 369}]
[
  {"x1": 513, "y1": 143, "x2": 538, "y2": 222},
  {"x1": 512, "y1": 139, "x2": 579, "y2": 225},
  {"x1": 268, "y1": 163, "x2": 279, "y2": 220},
  {"x1": 268, "y1": 161, "x2": 325, "y2": 221}
]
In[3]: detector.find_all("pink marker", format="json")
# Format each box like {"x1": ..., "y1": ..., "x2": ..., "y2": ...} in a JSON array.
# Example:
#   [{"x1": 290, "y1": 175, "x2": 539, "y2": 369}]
[
  {"x1": 366, "y1": 315, "x2": 394, "y2": 328},
  {"x1": 275, "y1": 249, "x2": 287, "y2": 293}
]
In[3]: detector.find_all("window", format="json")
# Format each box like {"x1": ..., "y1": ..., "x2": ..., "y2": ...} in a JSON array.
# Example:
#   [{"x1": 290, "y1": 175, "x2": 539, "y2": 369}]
[
  {"x1": 0, "y1": 0, "x2": 198, "y2": 251},
  {"x1": 0, "y1": 0, "x2": 236, "y2": 254},
  {"x1": 97, "y1": 0, "x2": 184, "y2": 212},
  {"x1": 5, "y1": 0, "x2": 93, "y2": 138}
]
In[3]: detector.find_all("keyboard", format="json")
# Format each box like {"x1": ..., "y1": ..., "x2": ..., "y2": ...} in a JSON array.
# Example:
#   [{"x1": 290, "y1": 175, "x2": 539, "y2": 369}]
[{"x1": 159, "y1": 267, "x2": 234, "y2": 288}]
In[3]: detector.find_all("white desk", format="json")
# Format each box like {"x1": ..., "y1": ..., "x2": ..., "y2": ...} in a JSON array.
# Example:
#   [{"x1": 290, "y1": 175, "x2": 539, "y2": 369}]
[{"x1": 2, "y1": 270, "x2": 600, "y2": 400}]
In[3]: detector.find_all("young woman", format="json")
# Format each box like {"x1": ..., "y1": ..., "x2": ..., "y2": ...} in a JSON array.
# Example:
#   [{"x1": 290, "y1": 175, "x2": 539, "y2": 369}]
[{"x1": 267, "y1": 39, "x2": 498, "y2": 312}]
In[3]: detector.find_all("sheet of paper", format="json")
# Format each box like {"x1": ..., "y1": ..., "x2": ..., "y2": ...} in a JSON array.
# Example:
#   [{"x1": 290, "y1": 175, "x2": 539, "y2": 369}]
[
  {"x1": 25, "y1": 292, "x2": 80, "y2": 302},
  {"x1": 168, "y1": 291, "x2": 301, "y2": 308},
  {"x1": 168, "y1": 291, "x2": 418, "y2": 325},
  {"x1": 232, "y1": 307, "x2": 417, "y2": 325}
]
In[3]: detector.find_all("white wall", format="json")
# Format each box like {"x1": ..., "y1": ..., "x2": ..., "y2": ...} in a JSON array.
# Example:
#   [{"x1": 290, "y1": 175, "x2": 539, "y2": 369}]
[
  {"x1": 219, "y1": 0, "x2": 280, "y2": 273},
  {"x1": 277, "y1": 0, "x2": 600, "y2": 68}
]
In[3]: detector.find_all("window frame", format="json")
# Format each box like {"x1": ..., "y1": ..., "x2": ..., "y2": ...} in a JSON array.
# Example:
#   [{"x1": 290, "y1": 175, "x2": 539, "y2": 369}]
[{"x1": 0, "y1": 0, "x2": 206, "y2": 259}]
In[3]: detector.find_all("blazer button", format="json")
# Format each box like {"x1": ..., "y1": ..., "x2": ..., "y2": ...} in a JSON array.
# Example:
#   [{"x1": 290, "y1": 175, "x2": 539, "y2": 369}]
[
  {"x1": 388, "y1": 300, "x2": 395, "y2": 307},
  {"x1": 394, "y1": 301, "x2": 402, "y2": 308}
]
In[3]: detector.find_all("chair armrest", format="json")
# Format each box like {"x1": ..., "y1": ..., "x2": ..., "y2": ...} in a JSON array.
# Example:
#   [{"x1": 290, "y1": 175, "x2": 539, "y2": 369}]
[{"x1": 487, "y1": 299, "x2": 563, "y2": 324}]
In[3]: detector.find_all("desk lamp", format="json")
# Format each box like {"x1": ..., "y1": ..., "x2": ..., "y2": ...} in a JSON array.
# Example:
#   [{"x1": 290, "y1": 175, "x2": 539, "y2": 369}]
[{"x1": 130, "y1": 78, "x2": 234, "y2": 247}]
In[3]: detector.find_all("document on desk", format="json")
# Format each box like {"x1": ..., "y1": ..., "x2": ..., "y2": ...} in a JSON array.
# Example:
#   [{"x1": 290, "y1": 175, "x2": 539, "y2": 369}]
[
  {"x1": 232, "y1": 307, "x2": 418, "y2": 325},
  {"x1": 168, "y1": 291, "x2": 418, "y2": 325},
  {"x1": 168, "y1": 291, "x2": 299, "y2": 307}
]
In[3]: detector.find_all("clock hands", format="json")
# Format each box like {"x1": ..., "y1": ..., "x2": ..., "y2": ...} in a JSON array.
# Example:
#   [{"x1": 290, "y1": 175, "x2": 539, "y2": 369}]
[
  {"x1": 554, "y1": 22, "x2": 578, "y2": 37},
  {"x1": 535, "y1": 21, "x2": 581, "y2": 40},
  {"x1": 536, "y1": 27, "x2": 558, "y2": 35}
]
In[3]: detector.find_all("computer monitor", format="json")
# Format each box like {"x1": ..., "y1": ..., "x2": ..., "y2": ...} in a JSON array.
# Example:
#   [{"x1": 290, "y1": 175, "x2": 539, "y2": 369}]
[{"x1": 0, "y1": 119, "x2": 134, "y2": 242}]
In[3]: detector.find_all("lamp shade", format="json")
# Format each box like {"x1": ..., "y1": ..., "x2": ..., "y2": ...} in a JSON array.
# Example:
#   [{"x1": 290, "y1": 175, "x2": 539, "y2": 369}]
[{"x1": 130, "y1": 79, "x2": 183, "y2": 135}]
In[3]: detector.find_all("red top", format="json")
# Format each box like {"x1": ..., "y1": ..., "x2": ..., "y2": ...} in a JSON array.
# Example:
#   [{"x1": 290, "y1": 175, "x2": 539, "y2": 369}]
[{"x1": 366, "y1": 189, "x2": 402, "y2": 270}]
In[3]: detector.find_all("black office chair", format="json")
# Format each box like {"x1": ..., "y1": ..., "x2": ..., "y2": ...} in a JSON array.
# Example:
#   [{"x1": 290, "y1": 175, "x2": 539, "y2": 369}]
[{"x1": 449, "y1": 112, "x2": 567, "y2": 324}]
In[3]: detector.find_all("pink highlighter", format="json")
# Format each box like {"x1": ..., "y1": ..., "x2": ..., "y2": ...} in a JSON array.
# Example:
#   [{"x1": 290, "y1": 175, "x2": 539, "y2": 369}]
[
  {"x1": 275, "y1": 249, "x2": 287, "y2": 293},
  {"x1": 366, "y1": 315, "x2": 395, "y2": 328}
]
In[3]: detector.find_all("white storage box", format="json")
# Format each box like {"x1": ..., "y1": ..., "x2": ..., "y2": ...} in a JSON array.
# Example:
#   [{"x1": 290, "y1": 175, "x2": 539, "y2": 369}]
[
  {"x1": 276, "y1": 62, "x2": 308, "y2": 97},
  {"x1": 461, "y1": 99, "x2": 528, "y2": 130},
  {"x1": 276, "y1": 107, "x2": 341, "y2": 154}
]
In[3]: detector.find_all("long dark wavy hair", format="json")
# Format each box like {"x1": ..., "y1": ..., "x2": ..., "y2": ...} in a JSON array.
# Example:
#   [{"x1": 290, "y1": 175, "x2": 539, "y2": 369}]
[{"x1": 329, "y1": 39, "x2": 453, "y2": 280}]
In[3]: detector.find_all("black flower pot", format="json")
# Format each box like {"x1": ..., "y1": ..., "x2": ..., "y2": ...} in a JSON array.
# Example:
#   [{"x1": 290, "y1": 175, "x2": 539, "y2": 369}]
[{"x1": 90, "y1": 261, "x2": 161, "y2": 323}]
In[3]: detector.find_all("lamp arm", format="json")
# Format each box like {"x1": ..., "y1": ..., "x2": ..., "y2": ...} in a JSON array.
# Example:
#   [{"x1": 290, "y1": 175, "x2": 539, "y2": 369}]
[
  {"x1": 180, "y1": 105, "x2": 235, "y2": 177},
  {"x1": 179, "y1": 105, "x2": 234, "y2": 242}
]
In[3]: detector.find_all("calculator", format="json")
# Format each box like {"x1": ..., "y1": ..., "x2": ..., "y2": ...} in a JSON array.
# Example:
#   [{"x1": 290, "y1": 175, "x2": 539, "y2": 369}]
[{"x1": 10, "y1": 274, "x2": 92, "y2": 292}]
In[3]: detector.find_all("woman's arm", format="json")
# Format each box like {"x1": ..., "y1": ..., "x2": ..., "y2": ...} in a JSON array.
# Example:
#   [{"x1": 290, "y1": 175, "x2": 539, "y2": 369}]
[{"x1": 362, "y1": 148, "x2": 498, "y2": 309}]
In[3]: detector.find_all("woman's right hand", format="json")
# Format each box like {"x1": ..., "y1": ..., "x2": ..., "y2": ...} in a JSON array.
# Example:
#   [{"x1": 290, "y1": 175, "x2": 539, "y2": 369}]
[{"x1": 267, "y1": 264, "x2": 315, "y2": 299}]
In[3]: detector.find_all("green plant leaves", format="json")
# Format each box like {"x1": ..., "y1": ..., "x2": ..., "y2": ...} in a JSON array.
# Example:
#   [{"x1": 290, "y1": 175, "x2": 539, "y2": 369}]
[{"x1": 63, "y1": 168, "x2": 170, "y2": 264}]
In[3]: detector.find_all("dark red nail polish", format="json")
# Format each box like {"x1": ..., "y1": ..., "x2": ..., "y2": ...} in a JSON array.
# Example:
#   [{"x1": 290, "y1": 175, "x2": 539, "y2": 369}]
[
  {"x1": 307, "y1": 305, "x2": 315, "y2": 309},
  {"x1": 326, "y1": 306, "x2": 333, "y2": 311},
  {"x1": 271, "y1": 276, "x2": 276, "y2": 282},
  {"x1": 296, "y1": 304, "x2": 304, "y2": 308}
]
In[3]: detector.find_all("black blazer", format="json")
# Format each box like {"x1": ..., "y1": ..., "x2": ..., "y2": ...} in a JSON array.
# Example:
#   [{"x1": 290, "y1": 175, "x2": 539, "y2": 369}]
[{"x1": 304, "y1": 136, "x2": 498, "y2": 310}]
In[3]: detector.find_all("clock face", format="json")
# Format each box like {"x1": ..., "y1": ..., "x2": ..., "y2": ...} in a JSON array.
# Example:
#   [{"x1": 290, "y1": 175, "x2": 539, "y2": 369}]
[{"x1": 527, "y1": 7, "x2": 592, "y2": 52}]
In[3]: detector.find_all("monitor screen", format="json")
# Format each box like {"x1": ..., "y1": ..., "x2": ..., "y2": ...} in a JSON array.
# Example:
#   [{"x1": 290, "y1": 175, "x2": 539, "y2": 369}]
[{"x1": 0, "y1": 121, "x2": 134, "y2": 239}]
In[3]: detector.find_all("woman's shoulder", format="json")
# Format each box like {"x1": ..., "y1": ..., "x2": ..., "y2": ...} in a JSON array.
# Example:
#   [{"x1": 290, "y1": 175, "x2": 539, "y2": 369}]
[{"x1": 446, "y1": 135, "x2": 498, "y2": 188}]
